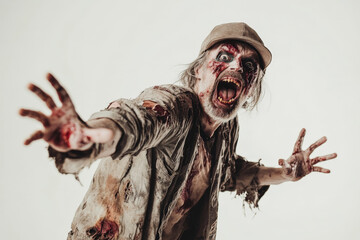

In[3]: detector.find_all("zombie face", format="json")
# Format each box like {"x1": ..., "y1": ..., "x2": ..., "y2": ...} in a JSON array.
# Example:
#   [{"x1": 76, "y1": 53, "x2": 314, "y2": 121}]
[{"x1": 194, "y1": 41, "x2": 262, "y2": 121}]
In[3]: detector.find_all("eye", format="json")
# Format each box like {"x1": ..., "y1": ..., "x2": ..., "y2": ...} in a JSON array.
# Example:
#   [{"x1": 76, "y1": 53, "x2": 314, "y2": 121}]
[
  {"x1": 243, "y1": 60, "x2": 256, "y2": 72},
  {"x1": 216, "y1": 52, "x2": 233, "y2": 63}
]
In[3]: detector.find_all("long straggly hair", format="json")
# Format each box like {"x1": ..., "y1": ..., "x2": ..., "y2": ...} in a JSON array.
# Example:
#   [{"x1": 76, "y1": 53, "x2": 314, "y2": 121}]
[{"x1": 180, "y1": 47, "x2": 266, "y2": 111}]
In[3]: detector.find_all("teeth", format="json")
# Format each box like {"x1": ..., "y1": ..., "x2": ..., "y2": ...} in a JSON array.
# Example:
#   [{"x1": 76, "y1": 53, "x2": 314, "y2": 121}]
[
  {"x1": 217, "y1": 77, "x2": 240, "y2": 104},
  {"x1": 221, "y1": 78, "x2": 240, "y2": 88},
  {"x1": 217, "y1": 96, "x2": 236, "y2": 104}
]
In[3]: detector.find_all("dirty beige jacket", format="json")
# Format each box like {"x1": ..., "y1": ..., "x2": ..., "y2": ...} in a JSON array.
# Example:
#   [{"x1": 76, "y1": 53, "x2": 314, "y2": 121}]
[{"x1": 49, "y1": 84, "x2": 269, "y2": 240}]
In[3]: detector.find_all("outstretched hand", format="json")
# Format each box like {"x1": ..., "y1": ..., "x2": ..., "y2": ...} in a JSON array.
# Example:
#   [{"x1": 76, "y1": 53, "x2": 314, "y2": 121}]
[
  {"x1": 278, "y1": 128, "x2": 337, "y2": 181},
  {"x1": 19, "y1": 73, "x2": 114, "y2": 152}
]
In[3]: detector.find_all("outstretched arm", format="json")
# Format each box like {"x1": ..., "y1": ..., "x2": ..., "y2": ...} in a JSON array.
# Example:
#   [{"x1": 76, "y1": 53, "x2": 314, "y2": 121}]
[
  {"x1": 257, "y1": 128, "x2": 337, "y2": 185},
  {"x1": 20, "y1": 74, "x2": 197, "y2": 174}
]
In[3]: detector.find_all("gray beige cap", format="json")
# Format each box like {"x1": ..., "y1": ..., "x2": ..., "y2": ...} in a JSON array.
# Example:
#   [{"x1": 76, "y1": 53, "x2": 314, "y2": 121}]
[{"x1": 200, "y1": 22, "x2": 272, "y2": 69}]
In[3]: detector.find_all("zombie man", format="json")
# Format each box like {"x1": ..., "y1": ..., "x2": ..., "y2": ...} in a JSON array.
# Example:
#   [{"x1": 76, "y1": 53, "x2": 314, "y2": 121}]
[{"x1": 20, "y1": 22, "x2": 337, "y2": 240}]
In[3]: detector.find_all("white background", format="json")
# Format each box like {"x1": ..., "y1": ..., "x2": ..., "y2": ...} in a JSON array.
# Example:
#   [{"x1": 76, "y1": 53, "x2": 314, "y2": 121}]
[{"x1": 0, "y1": 0, "x2": 359, "y2": 239}]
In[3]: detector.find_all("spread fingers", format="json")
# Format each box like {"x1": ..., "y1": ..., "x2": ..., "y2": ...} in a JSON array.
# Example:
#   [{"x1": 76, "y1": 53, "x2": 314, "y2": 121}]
[
  {"x1": 46, "y1": 73, "x2": 73, "y2": 106},
  {"x1": 293, "y1": 128, "x2": 306, "y2": 154},
  {"x1": 312, "y1": 166, "x2": 331, "y2": 174},
  {"x1": 28, "y1": 83, "x2": 57, "y2": 110},
  {"x1": 19, "y1": 108, "x2": 50, "y2": 127},
  {"x1": 24, "y1": 130, "x2": 44, "y2": 145},
  {"x1": 307, "y1": 136, "x2": 327, "y2": 155},
  {"x1": 311, "y1": 153, "x2": 337, "y2": 165}
]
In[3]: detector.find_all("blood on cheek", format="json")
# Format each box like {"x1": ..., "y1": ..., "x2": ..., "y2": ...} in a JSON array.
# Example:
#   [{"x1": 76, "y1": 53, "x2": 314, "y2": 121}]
[
  {"x1": 208, "y1": 60, "x2": 228, "y2": 78},
  {"x1": 207, "y1": 46, "x2": 238, "y2": 78}
]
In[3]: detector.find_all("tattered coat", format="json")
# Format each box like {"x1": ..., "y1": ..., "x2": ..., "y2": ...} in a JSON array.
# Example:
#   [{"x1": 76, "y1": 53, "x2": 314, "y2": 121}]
[{"x1": 49, "y1": 84, "x2": 269, "y2": 240}]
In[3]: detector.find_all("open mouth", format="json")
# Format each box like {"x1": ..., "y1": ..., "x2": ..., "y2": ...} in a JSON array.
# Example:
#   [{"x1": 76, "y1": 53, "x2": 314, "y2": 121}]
[{"x1": 216, "y1": 77, "x2": 241, "y2": 105}]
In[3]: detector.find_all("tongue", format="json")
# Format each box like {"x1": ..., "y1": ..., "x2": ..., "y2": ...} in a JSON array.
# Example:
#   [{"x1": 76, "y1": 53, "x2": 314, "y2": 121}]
[{"x1": 219, "y1": 87, "x2": 236, "y2": 100}]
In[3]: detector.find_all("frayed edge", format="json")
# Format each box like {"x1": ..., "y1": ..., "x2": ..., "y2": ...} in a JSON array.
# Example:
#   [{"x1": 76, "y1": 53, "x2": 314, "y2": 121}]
[
  {"x1": 74, "y1": 173, "x2": 83, "y2": 186},
  {"x1": 230, "y1": 192, "x2": 260, "y2": 217}
]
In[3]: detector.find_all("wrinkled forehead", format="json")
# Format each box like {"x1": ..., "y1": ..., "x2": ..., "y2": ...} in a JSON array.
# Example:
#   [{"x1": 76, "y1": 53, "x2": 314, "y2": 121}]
[{"x1": 208, "y1": 40, "x2": 261, "y2": 62}]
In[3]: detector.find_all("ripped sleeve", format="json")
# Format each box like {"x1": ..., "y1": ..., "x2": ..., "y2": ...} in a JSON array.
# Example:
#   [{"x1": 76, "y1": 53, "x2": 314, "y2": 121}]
[
  {"x1": 221, "y1": 155, "x2": 270, "y2": 208},
  {"x1": 48, "y1": 85, "x2": 197, "y2": 175},
  {"x1": 48, "y1": 117, "x2": 121, "y2": 175},
  {"x1": 91, "y1": 86, "x2": 196, "y2": 160}
]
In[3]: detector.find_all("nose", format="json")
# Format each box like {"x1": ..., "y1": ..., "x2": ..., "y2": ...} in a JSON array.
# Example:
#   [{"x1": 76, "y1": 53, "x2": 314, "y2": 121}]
[{"x1": 228, "y1": 59, "x2": 243, "y2": 73}]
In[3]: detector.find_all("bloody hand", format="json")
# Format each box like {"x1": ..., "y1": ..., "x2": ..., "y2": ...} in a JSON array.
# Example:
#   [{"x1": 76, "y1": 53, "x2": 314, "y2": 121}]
[
  {"x1": 19, "y1": 73, "x2": 113, "y2": 152},
  {"x1": 278, "y1": 128, "x2": 337, "y2": 181}
]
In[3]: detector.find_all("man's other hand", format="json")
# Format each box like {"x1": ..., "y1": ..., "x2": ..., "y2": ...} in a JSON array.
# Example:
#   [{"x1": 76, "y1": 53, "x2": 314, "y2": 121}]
[{"x1": 278, "y1": 128, "x2": 337, "y2": 181}]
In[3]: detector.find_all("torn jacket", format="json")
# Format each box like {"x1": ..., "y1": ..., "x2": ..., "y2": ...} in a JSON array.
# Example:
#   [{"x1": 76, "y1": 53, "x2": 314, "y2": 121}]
[{"x1": 48, "y1": 84, "x2": 269, "y2": 240}]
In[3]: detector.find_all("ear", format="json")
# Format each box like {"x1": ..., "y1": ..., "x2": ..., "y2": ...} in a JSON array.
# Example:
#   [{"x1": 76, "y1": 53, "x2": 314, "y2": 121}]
[{"x1": 194, "y1": 65, "x2": 203, "y2": 80}]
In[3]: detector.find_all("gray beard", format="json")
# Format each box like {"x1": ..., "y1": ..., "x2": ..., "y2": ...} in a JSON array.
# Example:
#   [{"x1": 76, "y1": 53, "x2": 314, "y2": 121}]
[{"x1": 202, "y1": 95, "x2": 242, "y2": 123}]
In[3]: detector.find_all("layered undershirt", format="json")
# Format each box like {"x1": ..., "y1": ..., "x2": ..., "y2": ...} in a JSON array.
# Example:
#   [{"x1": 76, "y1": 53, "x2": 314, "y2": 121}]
[{"x1": 162, "y1": 137, "x2": 212, "y2": 238}]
